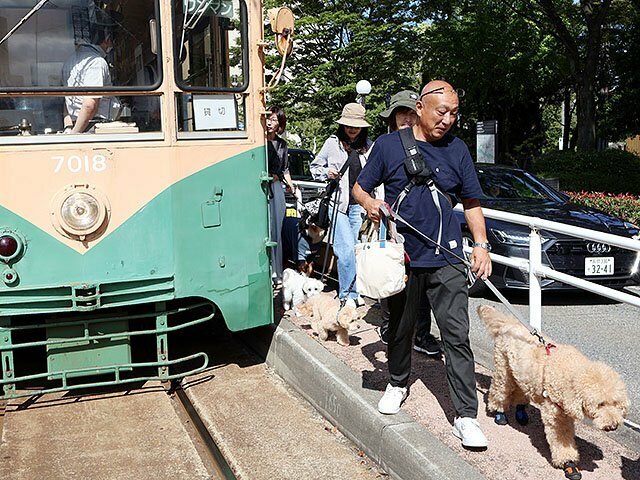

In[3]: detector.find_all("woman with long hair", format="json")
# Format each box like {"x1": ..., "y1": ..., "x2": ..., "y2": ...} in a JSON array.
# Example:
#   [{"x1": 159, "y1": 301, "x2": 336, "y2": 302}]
[
  {"x1": 266, "y1": 106, "x2": 296, "y2": 286},
  {"x1": 310, "y1": 103, "x2": 372, "y2": 306}
]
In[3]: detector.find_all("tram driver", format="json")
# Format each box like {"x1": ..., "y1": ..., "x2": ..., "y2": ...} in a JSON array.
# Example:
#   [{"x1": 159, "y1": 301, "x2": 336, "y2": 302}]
[{"x1": 62, "y1": 9, "x2": 121, "y2": 134}]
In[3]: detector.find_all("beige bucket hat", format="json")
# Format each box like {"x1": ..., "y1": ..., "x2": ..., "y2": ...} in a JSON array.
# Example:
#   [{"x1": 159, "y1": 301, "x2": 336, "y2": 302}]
[{"x1": 336, "y1": 103, "x2": 371, "y2": 128}]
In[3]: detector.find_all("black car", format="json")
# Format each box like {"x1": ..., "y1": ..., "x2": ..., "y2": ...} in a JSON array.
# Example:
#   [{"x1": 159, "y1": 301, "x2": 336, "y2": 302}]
[
  {"x1": 458, "y1": 164, "x2": 640, "y2": 293},
  {"x1": 285, "y1": 148, "x2": 327, "y2": 211}
]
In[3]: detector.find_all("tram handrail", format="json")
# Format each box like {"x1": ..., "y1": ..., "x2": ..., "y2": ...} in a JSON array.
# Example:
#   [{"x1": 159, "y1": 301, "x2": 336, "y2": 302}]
[{"x1": 459, "y1": 205, "x2": 640, "y2": 330}]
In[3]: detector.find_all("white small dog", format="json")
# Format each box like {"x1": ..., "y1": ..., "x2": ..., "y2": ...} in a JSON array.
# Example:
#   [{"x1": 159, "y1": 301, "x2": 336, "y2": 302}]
[{"x1": 282, "y1": 268, "x2": 324, "y2": 311}]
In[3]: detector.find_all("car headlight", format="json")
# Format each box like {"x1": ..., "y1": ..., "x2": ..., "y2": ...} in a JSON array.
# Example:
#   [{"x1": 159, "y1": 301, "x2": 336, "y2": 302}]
[
  {"x1": 622, "y1": 221, "x2": 639, "y2": 237},
  {"x1": 491, "y1": 229, "x2": 552, "y2": 246}
]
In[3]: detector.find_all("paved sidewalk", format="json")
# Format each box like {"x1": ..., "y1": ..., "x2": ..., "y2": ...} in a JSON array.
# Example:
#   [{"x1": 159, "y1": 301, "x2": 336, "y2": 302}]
[{"x1": 246, "y1": 293, "x2": 640, "y2": 480}]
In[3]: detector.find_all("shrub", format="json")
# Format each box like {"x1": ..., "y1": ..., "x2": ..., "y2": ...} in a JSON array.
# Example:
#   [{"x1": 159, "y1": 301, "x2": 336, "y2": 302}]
[
  {"x1": 566, "y1": 191, "x2": 640, "y2": 226},
  {"x1": 531, "y1": 150, "x2": 640, "y2": 195}
]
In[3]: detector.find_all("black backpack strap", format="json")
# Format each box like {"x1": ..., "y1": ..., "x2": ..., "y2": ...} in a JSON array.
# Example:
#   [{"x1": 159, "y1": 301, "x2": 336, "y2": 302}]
[
  {"x1": 392, "y1": 129, "x2": 451, "y2": 256},
  {"x1": 337, "y1": 148, "x2": 354, "y2": 177},
  {"x1": 391, "y1": 128, "x2": 425, "y2": 211},
  {"x1": 398, "y1": 128, "x2": 423, "y2": 173}
]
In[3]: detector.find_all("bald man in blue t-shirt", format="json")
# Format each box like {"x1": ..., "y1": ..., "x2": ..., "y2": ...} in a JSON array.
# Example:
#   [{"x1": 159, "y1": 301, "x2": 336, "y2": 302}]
[{"x1": 353, "y1": 80, "x2": 492, "y2": 449}]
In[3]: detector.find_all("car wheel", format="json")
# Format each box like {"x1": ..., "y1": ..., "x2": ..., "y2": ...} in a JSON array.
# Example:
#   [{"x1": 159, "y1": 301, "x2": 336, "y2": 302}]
[{"x1": 462, "y1": 234, "x2": 487, "y2": 296}]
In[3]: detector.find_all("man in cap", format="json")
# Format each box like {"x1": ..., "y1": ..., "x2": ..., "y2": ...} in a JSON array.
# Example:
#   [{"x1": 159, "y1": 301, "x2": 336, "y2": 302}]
[
  {"x1": 377, "y1": 90, "x2": 442, "y2": 358},
  {"x1": 353, "y1": 80, "x2": 491, "y2": 449},
  {"x1": 62, "y1": 9, "x2": 120, "y2": 133}
]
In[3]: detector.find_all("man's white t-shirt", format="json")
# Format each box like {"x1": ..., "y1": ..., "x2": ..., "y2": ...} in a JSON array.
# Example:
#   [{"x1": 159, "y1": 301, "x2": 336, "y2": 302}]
[{"x1": 63, "y1": 43, "x2": 119, "y2": 121}]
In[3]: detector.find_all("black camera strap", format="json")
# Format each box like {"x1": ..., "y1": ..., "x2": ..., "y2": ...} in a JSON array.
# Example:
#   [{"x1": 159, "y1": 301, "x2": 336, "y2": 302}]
[
  {"x1": 392, "y1": 128, "x2": 451, "y2": 255},
  {"x1": 324, "y1": 144, "x2": 357, "y2": 203}
]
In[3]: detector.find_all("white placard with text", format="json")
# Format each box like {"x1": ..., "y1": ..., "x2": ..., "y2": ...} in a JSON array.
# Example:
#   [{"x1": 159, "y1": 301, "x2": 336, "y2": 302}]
[{"x1": 193, "y1": 95, "x2": 237, "y2": 130}]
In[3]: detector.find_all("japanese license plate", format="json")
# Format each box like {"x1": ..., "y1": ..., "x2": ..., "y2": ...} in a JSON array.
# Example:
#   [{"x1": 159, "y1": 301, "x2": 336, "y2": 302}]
[{"x1": 584, "y1": 257, "x2": 614, "y2": 276}]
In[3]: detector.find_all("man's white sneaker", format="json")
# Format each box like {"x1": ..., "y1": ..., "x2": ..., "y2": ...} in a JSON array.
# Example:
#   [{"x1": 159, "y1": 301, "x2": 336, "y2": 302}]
[
  {"x1": 377, "y1": 384, "x2": 408, "y2": 414},
  {"x1": 452, "y1": 417, "x2": 488, "y2": 448},
  {"x1": 344, "y1": 298, "x2": 357, "y2": 308}
]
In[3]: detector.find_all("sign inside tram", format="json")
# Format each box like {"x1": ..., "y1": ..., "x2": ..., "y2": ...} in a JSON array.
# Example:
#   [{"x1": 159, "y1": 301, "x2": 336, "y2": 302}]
[{"x1": 183, "y1": 0, "x2": 234, "y2": 19}]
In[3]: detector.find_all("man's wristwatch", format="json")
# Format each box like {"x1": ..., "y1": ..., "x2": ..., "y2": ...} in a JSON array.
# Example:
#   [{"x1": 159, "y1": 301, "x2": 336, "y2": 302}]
[{"x1": 472, "y1": 241, "x2": 492, "y2": 251}]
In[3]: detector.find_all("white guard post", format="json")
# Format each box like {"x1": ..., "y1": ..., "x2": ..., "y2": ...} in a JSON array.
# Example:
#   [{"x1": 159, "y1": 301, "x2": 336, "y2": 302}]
[{"x1": 528, "y1": 227, "x2": 543, "y2": 330}]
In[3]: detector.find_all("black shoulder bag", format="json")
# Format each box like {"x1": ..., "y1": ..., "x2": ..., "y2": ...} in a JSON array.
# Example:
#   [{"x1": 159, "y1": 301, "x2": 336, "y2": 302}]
[
  {"x1": 394, "y1": 128, "x2": 452, "y2": 255},
  {"x1": 312, "y1": 154, "x2": 352, "y2": 230}
]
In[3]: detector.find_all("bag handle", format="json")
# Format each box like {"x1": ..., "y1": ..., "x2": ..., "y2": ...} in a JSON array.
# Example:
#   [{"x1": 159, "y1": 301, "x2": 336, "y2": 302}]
[
  {"x1": 378, "y1": 204, "x2": 403, "y2": 244},
  {"x1": 378, "y1": 218, "x2": 387, "y2": 242}
]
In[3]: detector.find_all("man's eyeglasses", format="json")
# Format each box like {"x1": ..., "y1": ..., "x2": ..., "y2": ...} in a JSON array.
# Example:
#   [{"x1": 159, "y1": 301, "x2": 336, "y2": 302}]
[{"x1": 419, "y1": 87, "x2": 466, "y2": 100}]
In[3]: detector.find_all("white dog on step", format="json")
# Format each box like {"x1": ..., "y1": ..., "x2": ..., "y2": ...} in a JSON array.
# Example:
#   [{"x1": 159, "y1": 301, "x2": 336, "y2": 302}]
[{"x1": 282, "y1": 268, "x2": 324, "y2": 312}]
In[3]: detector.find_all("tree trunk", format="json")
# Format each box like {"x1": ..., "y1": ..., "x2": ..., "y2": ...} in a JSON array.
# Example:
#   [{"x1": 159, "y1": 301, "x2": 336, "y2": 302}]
[
  {"x1": 575, "y1": 76, "x2": 596, "y2": 151},
  {"x1": 533, "y1": 0, "x2": 611, "y2": 152},
  {"x1": 574, "y1": 0, "x2": 611, "y2": 151},
  {"x1": 562, "y1": 89, "x2": 571, "y2": 150}
]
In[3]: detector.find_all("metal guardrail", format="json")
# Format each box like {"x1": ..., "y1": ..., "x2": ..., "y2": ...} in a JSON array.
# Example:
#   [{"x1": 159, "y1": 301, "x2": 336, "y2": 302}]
[{"x1": 463, "y1": 206, "x2": 640, "y2": 330}]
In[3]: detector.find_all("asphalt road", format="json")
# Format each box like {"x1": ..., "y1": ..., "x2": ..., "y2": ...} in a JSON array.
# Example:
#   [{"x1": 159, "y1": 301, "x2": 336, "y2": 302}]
[{"x1": 465, "y1": 285, "x2": 640, "y2": 430}]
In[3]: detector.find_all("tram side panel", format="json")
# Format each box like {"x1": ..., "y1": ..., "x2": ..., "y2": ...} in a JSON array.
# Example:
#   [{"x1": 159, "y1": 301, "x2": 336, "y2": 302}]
[{"x1": 170, "y1": 145, "x2": 273, "y2": 331}]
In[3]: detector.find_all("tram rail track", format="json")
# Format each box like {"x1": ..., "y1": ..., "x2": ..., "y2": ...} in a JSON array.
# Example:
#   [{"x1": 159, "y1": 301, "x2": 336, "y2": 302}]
[{"x1": 168, "y1": 380, "x2": 237, "y2": 480}]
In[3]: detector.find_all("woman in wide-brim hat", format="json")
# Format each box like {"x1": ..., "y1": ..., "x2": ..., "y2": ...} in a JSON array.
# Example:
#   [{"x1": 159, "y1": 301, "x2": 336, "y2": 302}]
[{"x1": 310, "y1": 103, "x2": 372, "y2": 307}]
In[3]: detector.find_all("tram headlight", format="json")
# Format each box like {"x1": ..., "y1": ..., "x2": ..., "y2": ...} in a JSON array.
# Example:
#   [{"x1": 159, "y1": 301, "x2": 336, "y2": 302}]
[
  {"x1": 51, "y1": 185, "x2": 110, "y2": 241},
  {"x1": 61, "y1": 192, "x2": 101, "y2": 231}
]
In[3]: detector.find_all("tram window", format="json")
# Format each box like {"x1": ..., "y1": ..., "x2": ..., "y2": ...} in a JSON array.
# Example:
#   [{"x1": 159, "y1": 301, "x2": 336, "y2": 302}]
[
  {"x1": 173, "y1": 0, "x2": 247, "y2": 91},
  {"x1": 0, "y1": 94, "x2": 161, "y2": 135},
  {"x1": 176, "y1": 92, "x2": 245, "y2": 134},
  {"x1": 0, "y1": 0, "x2": 160, "y2": 90}
]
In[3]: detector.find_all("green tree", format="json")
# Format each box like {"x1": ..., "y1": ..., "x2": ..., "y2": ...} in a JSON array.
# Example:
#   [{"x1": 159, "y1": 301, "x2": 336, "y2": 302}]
[
  {"x1": 265, "y1": 0, "x2": 423, "y2": 145},
  {"x1": 596, "y1": 0, "x2": 640, "y2": 141},
  {"x1": 420, "y1": 1, "x2": 565, "y2": 162},
  {"x1": 501, "y1": 0, "x2": 616, "y2": 151}
]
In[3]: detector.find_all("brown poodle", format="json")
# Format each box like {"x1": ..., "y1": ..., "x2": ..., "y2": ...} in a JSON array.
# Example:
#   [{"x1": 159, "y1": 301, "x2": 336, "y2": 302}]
[
  {"x1": 298, "y1": 294, "x2": 361, "y2": 346},
  {"x1": 478, "y1": 305, "x2": 629, "y2": 479}
]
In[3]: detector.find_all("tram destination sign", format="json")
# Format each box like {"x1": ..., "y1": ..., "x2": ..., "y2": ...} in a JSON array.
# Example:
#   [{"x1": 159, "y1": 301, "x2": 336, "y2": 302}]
[{"x1": 184, "y1": 0, "x2": 234, "y2": 19}]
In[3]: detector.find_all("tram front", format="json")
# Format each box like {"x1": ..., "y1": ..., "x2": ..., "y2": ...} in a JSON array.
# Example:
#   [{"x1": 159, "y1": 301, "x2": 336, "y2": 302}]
[{"x1": 0, "y1": 0, "x2": 277, "y2": 398}]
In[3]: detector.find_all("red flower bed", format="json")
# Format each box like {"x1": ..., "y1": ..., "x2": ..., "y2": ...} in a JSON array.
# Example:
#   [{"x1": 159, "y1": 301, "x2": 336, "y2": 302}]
[{"x1": 566, "y1": 191, "x2": 640, "y2": 226}]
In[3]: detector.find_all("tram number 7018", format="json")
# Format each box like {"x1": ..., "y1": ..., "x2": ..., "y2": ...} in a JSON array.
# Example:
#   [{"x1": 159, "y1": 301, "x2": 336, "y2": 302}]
[{"x1": 52, "y1": 155, "x2": 108, "y2": 173}]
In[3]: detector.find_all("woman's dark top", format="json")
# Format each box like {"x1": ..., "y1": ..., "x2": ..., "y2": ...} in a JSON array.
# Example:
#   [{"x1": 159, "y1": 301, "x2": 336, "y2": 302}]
[
  {"x1": 268, "y1": 136, "x2": 289, "y2": 178},
  {"x1": 347, "y1": 148, "x2": 362, "y2": 204}
]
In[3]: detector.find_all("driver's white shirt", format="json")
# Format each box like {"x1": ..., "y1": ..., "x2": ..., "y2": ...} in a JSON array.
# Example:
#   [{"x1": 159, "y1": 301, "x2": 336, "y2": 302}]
[{"x1": 62, "y1": 43, "x2": 119, "y2": 121}]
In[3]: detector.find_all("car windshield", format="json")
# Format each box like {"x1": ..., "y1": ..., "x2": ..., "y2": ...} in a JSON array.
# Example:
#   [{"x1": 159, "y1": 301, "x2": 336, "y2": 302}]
[
  {"x1": 477, "y1": 168, "x2": 563, "y2": 202},
  {"x1": 289, "y1": 149, "x2": 314, "y2": 181}
]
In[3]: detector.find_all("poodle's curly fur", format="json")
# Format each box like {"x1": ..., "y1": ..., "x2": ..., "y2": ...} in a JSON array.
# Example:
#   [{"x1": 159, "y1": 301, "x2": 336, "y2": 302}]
[
  {"x1": 478, "y1": 305, "x2": 629, "y2": 469},
  {"x1": 298, "y1": 294, "x2": 361, "y2": 346}
]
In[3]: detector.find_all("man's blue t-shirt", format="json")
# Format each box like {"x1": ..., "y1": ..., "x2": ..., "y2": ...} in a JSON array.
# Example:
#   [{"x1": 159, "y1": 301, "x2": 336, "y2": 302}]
[{"x1": 358, "y1": 131, "x2": 483, "y2": 268}]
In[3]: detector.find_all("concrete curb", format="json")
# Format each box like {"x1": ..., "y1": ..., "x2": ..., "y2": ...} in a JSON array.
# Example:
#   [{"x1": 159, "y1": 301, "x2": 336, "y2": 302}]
[{"x1": 239, "y1": 319, "x2": 486, "y2": 480}]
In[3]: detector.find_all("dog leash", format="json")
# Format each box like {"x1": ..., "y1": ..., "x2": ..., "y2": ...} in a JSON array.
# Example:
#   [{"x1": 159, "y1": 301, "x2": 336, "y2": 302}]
[{"x1": 378, "y1": 204, "x2": 553, "y2": 350}]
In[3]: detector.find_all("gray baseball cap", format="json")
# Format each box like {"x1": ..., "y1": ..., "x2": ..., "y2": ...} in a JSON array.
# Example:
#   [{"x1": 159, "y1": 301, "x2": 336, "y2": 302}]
[{"x1": 379, "y1": 90, "x2": 419, "y2": 118}]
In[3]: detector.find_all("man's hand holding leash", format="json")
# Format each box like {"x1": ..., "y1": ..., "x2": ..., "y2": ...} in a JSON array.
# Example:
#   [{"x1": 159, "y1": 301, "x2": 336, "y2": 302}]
[
  {"x1": 470, "y1": 246, "x2": 492, "y2": 280},
  {"x1": 353, "y1": 182, "x2": 383, "y2": 222},
  {"x1": 462, "y1": 197, "x2": 492, "y2": 280}
]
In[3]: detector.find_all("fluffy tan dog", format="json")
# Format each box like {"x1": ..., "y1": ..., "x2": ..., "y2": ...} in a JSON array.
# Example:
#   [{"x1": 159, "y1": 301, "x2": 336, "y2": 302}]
[
  {"x1": 478, "y1": 305, "x2": 628, "y2": 477},
  {"x1": 298, "y1": 294, "x2": 360, "y2": 346}
]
